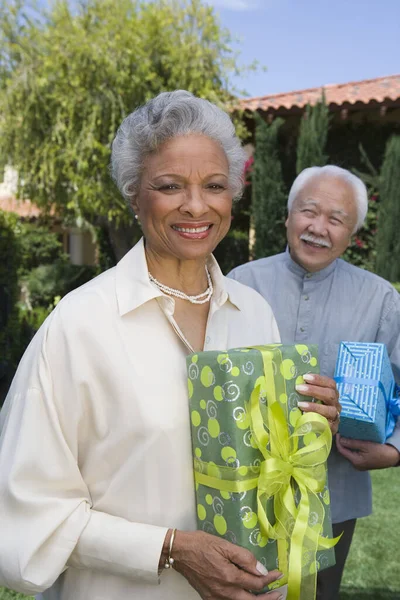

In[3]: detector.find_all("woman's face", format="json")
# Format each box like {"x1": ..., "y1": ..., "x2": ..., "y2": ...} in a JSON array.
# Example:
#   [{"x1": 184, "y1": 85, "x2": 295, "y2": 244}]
[{"x1": 133, "y1": 134, "x2": 233, "y2": 262}]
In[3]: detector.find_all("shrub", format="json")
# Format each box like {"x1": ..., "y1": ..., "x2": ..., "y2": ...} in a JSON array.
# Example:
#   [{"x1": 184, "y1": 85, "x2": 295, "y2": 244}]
[
  {"x1": 26, "y1": 261, "x2": 97, "y2": 308},
  {"x1": 343, "y1": 193, "x2": 378, "y2": 272},
  {"x1": 0, "y1": 210, "x2": 21, "y2": 376},
  {"x1": 18, "y1": 223, "x2": 66, "y2": 275}
]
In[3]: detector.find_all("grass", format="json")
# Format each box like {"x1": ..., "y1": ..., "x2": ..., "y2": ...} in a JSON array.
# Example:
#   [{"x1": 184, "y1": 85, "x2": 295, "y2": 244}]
[
  {"x1": 0, "y1": 470, "x2": 399, "y2": 599},
  {"x1": 0, "y1": 590, "x2": 33, "y2": 600},
  {"x1": 340, "y1": 468, "x2": 400, "y2": 599}
]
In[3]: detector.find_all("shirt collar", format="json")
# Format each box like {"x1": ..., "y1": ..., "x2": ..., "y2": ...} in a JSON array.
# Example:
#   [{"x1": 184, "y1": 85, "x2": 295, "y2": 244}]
[
  {"x1": 284, "y1": 246, "x2": 337, "y2": 282},
  {"x1": 115, "y1": 237, "x2": 242, "y2": 316}
]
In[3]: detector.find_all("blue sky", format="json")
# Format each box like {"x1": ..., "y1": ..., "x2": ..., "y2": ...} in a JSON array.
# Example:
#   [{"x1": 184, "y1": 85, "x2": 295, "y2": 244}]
[{"x1": 206, "y1": 0, "x2": 400, "y2": 98}]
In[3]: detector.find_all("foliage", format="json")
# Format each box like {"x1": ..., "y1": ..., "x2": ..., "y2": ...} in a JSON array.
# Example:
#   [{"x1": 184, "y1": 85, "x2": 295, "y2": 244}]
[
  {"x1": 0, "y1": 0, "x2": 254, "y2": 258},
  {"x1": 26, "y1": 261, "x2": 97, "y2": 308},
  {"x1": 342, "y1": 193, "x2": 378, "y2": 273},
  {"x1": 95, "y1": 226, "x2": 117, "y2": 272},
  {"x1": 375, "y1": 135, "x2": 400, "y2": 281},
  {"x1": 392, "y1": 282, "x2": 400, "y2": 293},
  {"x1": 17, "y1": 223, "x2": 66, "y2": 275},
  {"x1": 296, "y1": 93, "x2": 330, "y2": 174},
  {"x1": 251, "y1": 114, "x2": 287, "y2": 260},
  {"x1": 213, "y1": 229, "x2": 249, "y2": 275},
  {"x1": 0, "y1": 210, "x2": 21, "y2": 375}
]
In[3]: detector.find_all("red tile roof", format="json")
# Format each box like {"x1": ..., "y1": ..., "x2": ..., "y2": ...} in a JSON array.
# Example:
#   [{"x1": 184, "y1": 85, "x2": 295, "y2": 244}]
[
  {"x1": 240, "y1": 74, "x2": 400, "y2": 113},
  {"x1": 0, "y1": 195, "x2": 42, "y2": 219}
]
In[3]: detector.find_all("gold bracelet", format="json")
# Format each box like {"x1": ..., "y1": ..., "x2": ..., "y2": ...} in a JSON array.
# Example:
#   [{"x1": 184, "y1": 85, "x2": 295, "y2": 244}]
[{"x1": 164, "y1": 528, "x2": 177, "y2": 569}]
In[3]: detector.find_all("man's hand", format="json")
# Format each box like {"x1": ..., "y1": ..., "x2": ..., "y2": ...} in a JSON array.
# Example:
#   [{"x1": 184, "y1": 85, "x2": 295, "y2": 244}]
[
  {"x1": 295, "y1": 373, "x2": 341, "y2": 435},
  {"x1": 336, "y1": 434, "x2": 400, "y2": 470},
  {"x1": 170, "y1": 530, "x2": 285, "y2": 600}
]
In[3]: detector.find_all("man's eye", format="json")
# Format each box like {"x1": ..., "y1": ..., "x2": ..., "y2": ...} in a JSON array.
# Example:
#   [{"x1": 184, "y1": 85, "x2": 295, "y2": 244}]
[{"x1": 302, "y1": 209, "x2": 315, "y2": 216}]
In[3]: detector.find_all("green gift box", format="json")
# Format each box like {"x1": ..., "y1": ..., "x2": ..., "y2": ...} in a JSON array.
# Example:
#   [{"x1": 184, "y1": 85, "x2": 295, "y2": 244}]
[{"x1": 187, "y1": 345, "x2": 336, "y2": 600}]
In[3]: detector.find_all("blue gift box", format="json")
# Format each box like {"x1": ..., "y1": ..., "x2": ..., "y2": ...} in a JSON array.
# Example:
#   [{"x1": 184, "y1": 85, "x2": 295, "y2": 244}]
[{"x1": 334, "y1": 342, "x2": 399, "y2": 443}]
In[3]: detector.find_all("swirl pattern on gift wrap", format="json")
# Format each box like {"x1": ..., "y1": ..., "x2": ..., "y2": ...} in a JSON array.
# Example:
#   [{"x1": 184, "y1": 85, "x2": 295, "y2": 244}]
[
  {"x1": 222, "y1": 381, "x2": 240, "y2": 402},
  {"x1": 225, "y1": 530, "x2": 237, "y2": 544},
  {"x1": 242, "y1": 361, "x2": 255, "y2": 375},
  {"x1": 206, "y1": 400, "x2": 218, "y2": 419},
  {"x1": 218, "y1": 432, "x2": 231, "y2": 446},
  {"x1": 197, "y1": 426, "x2": 210, "y2": 446},
  {"x1": 242, "y1": 430, "x2": 255, "y2": 448},
  {"x1": 212, "y1": 496, "x2": 224, "y2": 515},
  {"x1": 189, "y1": 362, "x2": 199, "y2": 380}
]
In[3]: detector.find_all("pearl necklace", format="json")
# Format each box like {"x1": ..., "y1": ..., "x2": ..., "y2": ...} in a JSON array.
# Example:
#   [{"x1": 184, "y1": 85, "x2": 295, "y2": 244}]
[{"x1": 148, "y1": 267, "x2": 213, "y2": 304}]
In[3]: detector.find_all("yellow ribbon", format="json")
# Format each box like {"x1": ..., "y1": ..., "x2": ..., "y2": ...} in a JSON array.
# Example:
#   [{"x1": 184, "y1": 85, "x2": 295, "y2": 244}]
[{"x1": 193, "y1": 346, "x2": 340, "y2": 600}]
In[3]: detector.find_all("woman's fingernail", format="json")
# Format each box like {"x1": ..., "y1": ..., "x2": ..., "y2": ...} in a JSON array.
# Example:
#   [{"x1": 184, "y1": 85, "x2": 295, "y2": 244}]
[
  {"x1": 296, "y1": 384, "x2": 308, "y2": 392},
  {"x1": 297, "y1": 401, "x2": 309, "y2": 408},
  {"x1": 256, "y1": 560, "x2": 269, "y2": 575},
  {"x1": 277, "y1": 574, "x2": 284, "y2": 580},
  {"x1": 303, "y1": 373, "x2": 315, "y2": 382}
]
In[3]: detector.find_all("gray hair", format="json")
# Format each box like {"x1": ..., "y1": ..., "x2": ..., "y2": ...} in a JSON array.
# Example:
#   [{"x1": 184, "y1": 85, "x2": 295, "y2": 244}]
[
  {"x1": 111, "y1": 90, "x2": 246, "y2": 204},
  {"x1": 287, "y1": 165, "x2": 368, "y2": 232}
]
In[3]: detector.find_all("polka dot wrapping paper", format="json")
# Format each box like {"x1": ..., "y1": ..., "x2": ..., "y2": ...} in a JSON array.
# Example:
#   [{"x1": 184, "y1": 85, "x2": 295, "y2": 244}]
[{"x1": 186, "y1": 344, "x2": 336, "y2": 600}]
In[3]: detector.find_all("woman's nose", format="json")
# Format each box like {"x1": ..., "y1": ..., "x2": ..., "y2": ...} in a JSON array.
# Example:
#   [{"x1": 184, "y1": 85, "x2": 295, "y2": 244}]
[{"x1": 180, "y1": 187, "x2": 208, "y2": 217}]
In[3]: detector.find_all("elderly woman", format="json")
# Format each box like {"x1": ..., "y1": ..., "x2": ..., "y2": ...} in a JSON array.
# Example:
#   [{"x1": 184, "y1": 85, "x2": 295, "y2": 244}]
[{"x1": 0, "y1": 91, "x2": 340, "y2": 600}]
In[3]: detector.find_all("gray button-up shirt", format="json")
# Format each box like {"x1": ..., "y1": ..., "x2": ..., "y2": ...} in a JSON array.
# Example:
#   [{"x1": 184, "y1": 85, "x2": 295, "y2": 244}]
[{"x1": 228, "y1": 251, "x2": 400, "y2": 524}]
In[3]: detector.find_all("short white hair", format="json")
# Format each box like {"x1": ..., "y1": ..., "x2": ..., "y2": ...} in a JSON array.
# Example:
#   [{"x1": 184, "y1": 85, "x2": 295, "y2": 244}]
[
  {"x1": 111, "y1": 90, "x2": 247, "y2": 204},
  {"x1": 287, "y1": 165, "x2": 368, "y2": 232}
]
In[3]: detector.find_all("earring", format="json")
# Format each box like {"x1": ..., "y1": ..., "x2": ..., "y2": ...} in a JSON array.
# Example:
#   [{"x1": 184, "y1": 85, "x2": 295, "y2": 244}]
[{"x1": 134, "y1": 214, "x2": 138, "y2": 220}]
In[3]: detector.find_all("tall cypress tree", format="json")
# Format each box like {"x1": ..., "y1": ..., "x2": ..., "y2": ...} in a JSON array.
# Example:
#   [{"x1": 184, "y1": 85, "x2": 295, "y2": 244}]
[
  {"x1": 296, "y1": 93, "x2": 330, "y2": 174},
  {"x1": 251, "y1": 114, "x2": 287, "y2": 260},
  {"x1": 375, "y1": 135, "x2": 400, "y2": 282}
]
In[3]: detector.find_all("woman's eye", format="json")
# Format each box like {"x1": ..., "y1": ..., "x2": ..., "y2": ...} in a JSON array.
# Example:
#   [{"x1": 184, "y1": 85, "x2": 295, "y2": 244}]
[
  {"x1": 159, "y1": 184, "x2": 180, "y2": 191},
  {"x1": 207, "y1": 183, "x2": 225, "y2": 191}
]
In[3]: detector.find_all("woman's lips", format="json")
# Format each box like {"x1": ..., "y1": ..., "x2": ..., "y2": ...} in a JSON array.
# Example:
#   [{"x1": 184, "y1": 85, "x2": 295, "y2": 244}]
[{"x1": 171, "y1": 224, "x2": 213, "y2": 240}]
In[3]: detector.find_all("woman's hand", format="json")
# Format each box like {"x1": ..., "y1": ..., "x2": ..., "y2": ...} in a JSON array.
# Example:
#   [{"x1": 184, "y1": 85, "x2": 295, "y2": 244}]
[
  {"x1": 169, "y1": 530, "x2": 284, "y2": 600},
  {"x1": 295, "y1": 373, "x2": 341, "y2": 435}
]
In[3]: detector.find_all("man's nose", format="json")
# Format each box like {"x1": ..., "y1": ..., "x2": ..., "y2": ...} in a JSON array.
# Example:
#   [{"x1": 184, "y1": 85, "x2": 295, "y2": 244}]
[{"x1": 308, "y1": 215, "x2": 328, "y2": 237}]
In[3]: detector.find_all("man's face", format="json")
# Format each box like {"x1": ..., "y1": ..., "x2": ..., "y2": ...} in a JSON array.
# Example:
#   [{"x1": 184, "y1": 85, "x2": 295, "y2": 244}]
[{"x1": 285, "y1": 175, "x2": 358, "y2": 272}]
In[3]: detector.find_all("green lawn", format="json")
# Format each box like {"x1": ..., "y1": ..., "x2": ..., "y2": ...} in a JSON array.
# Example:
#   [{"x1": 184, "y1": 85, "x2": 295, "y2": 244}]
[
  {"x1": 1, "y1": 469, "x2": 399, "y2": 599},
  {"x1": 340, "y1": 468, "x2": 400, "y2": 599}
]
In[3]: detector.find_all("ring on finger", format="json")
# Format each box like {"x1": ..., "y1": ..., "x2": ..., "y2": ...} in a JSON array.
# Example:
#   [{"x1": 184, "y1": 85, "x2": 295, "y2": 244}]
[{"x1": 329, "y1": 410, "x2": 340, "y2": 424}]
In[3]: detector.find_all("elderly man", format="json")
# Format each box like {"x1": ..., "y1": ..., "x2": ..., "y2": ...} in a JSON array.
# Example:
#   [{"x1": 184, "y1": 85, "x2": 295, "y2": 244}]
[{"x1": 228, "y1": 165, "x2": 400, "y2": 600}]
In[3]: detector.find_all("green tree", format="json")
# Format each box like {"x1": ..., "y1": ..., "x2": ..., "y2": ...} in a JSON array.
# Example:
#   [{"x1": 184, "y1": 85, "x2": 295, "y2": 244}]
[
  {"x1": 0, "y1": 0, "x2": 251, "y2": 259},
  {"x1": 296, "y1": 93, "x2": 330, "y2": 174},
  {"x1": 375, "y1": 135, "x2": 400, "y2": 281},
  {"x1": 0, "y1": 210, "x2": 21, "y2": 382},
  {"x1": 251, "y1": 114, "x2": 287, "y2": 260}
]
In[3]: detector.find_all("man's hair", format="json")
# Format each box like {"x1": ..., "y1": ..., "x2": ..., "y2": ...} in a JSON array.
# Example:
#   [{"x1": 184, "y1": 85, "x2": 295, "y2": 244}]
[
  {"x1": 111, "y1": 90, "x2": 246, "y2": 205},
  {"x1": 287, "y1": 165, "x2": 368, "y2": 232}
]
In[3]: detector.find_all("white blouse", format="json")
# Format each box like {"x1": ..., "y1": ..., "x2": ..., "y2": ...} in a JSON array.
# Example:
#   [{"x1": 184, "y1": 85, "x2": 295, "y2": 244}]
[{"x1": 0, "y1": 238, "x2": 280, "y2": 600}]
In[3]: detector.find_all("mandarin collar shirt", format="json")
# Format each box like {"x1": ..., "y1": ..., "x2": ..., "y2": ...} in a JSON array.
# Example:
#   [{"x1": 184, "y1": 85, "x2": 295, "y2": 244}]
[
  {"x1": 0, "y1": 238, "x2": 280, "y2": 600},
  {"x1": 229, "y1": 250, "x2": 400, "y2": 524}
]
